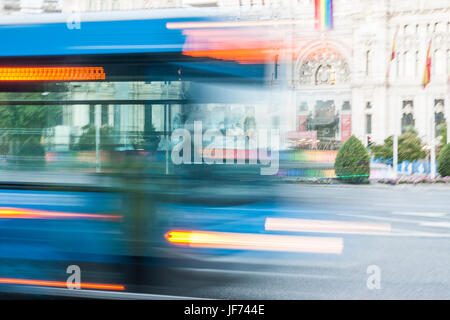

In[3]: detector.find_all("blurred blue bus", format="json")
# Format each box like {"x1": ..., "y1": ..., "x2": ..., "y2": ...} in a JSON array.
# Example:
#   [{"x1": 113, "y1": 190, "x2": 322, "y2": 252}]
[{"x1": 0, "y1": 8, "x2": 281, "y2": 296}]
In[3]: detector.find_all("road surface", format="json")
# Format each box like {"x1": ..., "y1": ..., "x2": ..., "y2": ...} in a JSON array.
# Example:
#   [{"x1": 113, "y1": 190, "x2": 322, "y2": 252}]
[{"x1": 1, "y1": 183, "x2": 449, "y2": 299}]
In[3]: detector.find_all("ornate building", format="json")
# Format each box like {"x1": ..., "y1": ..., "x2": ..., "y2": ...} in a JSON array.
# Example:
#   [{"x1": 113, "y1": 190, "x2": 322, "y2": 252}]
[
  {"x1": 1, "y1": 0, "x2": 449, "y2": 150},
  {"x1": 265, "y1": 0, "x2": 450, "y2": 148},
  {"x1": 59, "y1": 0, "x2": 450, "y2": 148}
]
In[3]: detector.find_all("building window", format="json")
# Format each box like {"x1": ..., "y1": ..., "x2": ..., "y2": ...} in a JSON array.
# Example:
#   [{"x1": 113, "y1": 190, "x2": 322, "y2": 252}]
[
  {"x1": 401, "y1": 100, "x2": 415, "y2": 133},
  {"x1": 101, "y1": 105, "x2": 108, "y2": 125},
  {"x1": 299, "y1": 102, "x2": 308, "y2": 112},
  {"x1": 435, "y1": 99, "x2": 446, "y2": 137},
  {"x1": 342, "y1": 101, "x2": 351, "y2": 111},
  {"x1": 365, "y1": 50, "x2": 371, "y2": 76},
  {"x1": 89, "y1": 105, "x2": 109, "y2": 126},
  {"x1": 309, "y1": 100, "x2": 338, "y2": 140},
  {"x1": 366, "y1": 114, "x2": 372, "y2": 134},
  {"x1": 435, "y1": 111, "x2": 445, "y2": 126},
  {"x1": 89, "y1": 105, "x2": 95, "y2": 125},
  {"x1": 401, "y1": 114, "x2": 415, "y2": 133}
]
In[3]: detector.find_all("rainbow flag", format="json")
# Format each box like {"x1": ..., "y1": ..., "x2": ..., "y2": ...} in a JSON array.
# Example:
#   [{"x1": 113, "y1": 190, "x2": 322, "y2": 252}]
[
  {"x1": 422, "y1": 40, "x2": 432, "y2": 88},
  {"x1": 315, "y1": 0, "x2": 334, "y2": 31}
]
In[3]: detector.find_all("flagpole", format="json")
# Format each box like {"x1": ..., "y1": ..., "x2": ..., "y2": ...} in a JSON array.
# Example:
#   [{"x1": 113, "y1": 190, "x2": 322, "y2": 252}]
[
  {"x1": 386, "y1": 1, "x2": 398, "y2": 179},
  {"x1": 393, "y1": 133, "x2": 398, "y2": 178},
  {"x1": 430, "y1": 95, "x2": 436, "y2": 179},
  {"x1": 447, "y1": 75, "x2": 450, "y2": 146},
  {"x1": 423, "y1": 39, "x2": 434, "y2": 178}
]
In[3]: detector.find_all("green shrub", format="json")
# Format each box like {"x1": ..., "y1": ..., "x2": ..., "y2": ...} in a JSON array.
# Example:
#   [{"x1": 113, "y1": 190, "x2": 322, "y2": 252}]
[
  {"x1": 438, "y1": 143, "x2": 450, "y2": 177},
  {"x1": 334, "y1": 135, "x2": 370, "y2": 183}
]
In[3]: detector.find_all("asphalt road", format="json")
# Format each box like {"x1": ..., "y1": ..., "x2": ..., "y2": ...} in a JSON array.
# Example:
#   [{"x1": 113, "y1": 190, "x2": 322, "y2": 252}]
[
  {"x1": 149, "y1": 183, "x2": 450, "y2": 299},
  {"x1": 1, "y1": 183, "x2": 449, "y2": 299}
]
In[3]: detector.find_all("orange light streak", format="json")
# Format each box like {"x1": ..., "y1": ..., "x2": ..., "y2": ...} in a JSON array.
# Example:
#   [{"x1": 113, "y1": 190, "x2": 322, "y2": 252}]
[
  {"x1": 165, "y1": 230, "x2": 343, "y2": 254},
  {"x1": 180, "y1": 28, "x2": 289, "y2": 64},
  {"x1": 0, "y1": 278, "x2": 124, "y2": 290},
  {"x1": 0, "y1": 207, "x2": 121, "y2": 220},
  {"x1": 183, "y1": 48, "x2": 276, "y2": 64},
  {"x1": 0, "y1": 67, "x2": 105, "y2": 81}
]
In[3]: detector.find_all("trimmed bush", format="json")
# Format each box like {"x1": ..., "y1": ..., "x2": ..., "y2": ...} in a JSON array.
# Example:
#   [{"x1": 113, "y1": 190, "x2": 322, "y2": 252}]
[
  {"x1": 334, "y1": 135, "x2": 370, "y2": 183},
  {"x1": 438, "y1": 143, "x2": 450, "y2": 177}
]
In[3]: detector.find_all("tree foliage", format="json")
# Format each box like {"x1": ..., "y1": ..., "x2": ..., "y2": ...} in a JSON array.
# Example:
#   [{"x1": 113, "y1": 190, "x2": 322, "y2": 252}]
[
  {"x1": 371, "y1": 130, "x2": 426, "y2": 163},
  {"x1": 0, "y1": 92, "x2": 63, "y2": 157},
  {"x1": 334, "y1": 135, "x2": 370, "y2": 183},
  {"x1": 438, "y1": 143, "x2": 450, "y2": 177},
  {"x1": 437, "y1": 123, "x2": 447, "y2": 157},
  {"x1": 437, "y1": 122, "x2": 447, "y2": 146},
  {"x1": 74, "y1": 125, "x2": 116, "y2": 151}
]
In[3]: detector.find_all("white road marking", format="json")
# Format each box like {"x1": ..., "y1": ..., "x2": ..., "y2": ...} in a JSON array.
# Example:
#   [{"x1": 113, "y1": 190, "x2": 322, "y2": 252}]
[
  {"x1": 392, "y1": 211, "x2": 446, "y2": 218},
  {"x1": 211, "y1": 207, "x2": 311, "y2": 213},
  {"x1": 419, "y1": 222, "x2": 450, "y2": 228},
  {"x1": 336, "y1": 214, "x2": 450, "y2": 237},
  {"x1": 265, "y1": 217, "x2": 391, "y2": 235},
  {"x1": 180, "y1": 267, "x2": 338, "y2": 279},
  {"x1": 385, "y1": 230, "x2": 450, "y2": 238},
  {"x1": 338, "y1": 213, "x2": 429, "y2": 225}
]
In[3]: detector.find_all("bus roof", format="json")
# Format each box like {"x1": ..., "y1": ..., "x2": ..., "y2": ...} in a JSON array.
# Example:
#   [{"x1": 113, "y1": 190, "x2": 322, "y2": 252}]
[
  {"x1": 0, "y1": 8, "x2": 235, "y2": 57},
  {"x1": 0, "y1": 7, "x2": 234, "y2": 25}
]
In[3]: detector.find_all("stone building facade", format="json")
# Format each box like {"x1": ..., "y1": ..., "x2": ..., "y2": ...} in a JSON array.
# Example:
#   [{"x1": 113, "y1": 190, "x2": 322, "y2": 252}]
[{"x1": 1, "y1": 0, "x2": 449, "y2": 149}]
